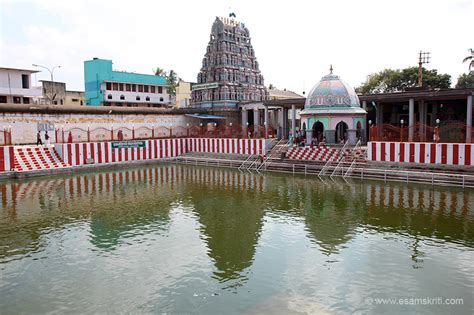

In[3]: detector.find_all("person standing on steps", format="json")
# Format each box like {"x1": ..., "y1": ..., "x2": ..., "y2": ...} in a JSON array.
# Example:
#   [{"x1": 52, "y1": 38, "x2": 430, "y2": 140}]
[
  {"x1": 36, "y1": 131, "x2": 43, "y2": 146},
  {"x1": 45, "y1": 131, "x2": 50, "y2": 146}
]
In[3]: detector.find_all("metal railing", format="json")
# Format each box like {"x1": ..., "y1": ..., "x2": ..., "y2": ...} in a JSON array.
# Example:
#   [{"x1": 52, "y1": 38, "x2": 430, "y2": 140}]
[
  {"x1": 343, "y1": 140, "x2": 364, "y2": 179},
  {"x1": 256, "y1": 138, "x2": 288, "y2": 172},
  {"x1": 174, "y1": 155, "x2": 474, "y2": 188}
]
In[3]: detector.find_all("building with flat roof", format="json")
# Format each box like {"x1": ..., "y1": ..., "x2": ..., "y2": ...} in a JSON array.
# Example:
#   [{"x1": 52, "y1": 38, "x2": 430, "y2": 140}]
[
  {"x1": 84, "y1": 58, "x2": 170, "y2": 107},
  {"x1": 36, "y1": 80, "x2": 84, "y2": 105},
  {"x1": 0, "y1": 67, "x2": 42, "y2": 104}
]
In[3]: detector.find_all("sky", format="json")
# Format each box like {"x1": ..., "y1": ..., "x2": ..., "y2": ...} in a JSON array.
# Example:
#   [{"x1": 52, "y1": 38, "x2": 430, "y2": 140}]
[{"x1": 0, "y1": 0, "x2": 472, "y2": 93}]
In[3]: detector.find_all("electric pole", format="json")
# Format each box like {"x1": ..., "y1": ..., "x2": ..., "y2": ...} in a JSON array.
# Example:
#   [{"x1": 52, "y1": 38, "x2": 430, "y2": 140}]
[{"x1": 417, "y1": 51, "x2": 430, "y2": 87}]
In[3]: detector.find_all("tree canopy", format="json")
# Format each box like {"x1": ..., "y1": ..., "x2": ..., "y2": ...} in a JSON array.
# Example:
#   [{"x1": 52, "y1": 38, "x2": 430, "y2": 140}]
[
  {"x1": 153, "y1": 67, "x2": 179, "y2": 95},
  {"x1": 356, "y1": 67, "x2": 451, "y2": 94},
  {"x1": 455, "y1": 72, "x2": 474, "y2": 89}
]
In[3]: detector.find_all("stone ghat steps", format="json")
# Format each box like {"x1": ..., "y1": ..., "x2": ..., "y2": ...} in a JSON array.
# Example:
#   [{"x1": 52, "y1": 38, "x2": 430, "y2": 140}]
[
  {"x1": 286, "y1": 146, "x2": 367, "y2": 162},
  {"x1": 13, "y1": 146, "x2": 69, "y2": 172}
]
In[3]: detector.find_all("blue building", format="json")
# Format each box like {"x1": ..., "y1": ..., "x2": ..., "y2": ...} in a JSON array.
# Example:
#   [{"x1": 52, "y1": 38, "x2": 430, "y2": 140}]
[{"x1": 84, "y1": 58, "x2": 170, "y2": 107}]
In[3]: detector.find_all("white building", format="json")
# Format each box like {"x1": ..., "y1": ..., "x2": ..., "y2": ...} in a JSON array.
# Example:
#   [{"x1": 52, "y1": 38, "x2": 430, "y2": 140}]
[{"x1": 0, "y1": 67, "x2": 42, "y2": 104}]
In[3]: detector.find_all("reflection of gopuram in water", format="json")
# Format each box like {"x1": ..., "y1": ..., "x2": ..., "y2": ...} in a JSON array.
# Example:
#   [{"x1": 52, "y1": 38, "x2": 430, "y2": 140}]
[
  {"x1": 1, "y1": 166, "x2": 473, "y2": 272},
  {"x1": 184, "y1": 169, "x2": 266, "y2": 286}
]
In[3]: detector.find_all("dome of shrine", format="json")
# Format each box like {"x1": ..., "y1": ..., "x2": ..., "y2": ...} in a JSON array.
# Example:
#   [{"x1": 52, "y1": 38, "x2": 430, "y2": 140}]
[{"x1": 304, "y1": 66, "x2": 360, "y2": 109}]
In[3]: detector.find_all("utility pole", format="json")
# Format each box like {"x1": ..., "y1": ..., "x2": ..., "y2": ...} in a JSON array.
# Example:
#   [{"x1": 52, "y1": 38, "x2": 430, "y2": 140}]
[
  {"x1": 32, "y1": 64, "x2": 61, "y2": 104},
  {"x1": 417, "y1": 51, "x2": 430, "y2": 87}
]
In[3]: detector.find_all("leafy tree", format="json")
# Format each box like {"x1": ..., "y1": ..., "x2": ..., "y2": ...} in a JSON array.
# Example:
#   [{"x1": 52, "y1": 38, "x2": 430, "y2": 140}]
[
  {"x1": 455, "y1": 72, "x2": 474, "y2": 88},
  {"x1": 462, "y1": 49, "x2": 474, "y2": 71},
  {"x1": 152, "y1": 67, "x2": 179, "y2": 95},
  {"x1": 268, "y1": 84, "x2": 275, "y2": 90},
  {"x1": 356, "y1": 67, "x2": 451, "y2": 94},
  {"x1": 167, "y1": 69, "x2": 178, "y2": 95}
]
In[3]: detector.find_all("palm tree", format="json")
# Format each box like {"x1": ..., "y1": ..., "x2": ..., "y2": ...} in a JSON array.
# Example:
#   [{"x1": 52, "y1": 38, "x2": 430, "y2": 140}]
[
  {"x1": 153, "y1": 67, "x2": 167, "y2": 76},
  {"x1": 462, "y1": 49, "x2": 474, "y2": 71}
]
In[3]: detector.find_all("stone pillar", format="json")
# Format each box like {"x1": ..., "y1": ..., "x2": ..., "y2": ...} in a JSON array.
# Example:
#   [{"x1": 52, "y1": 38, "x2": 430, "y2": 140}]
[
  {"x1": 467, "y1": 95, "x2": 473, "y2": 143},
  {"x1": 347, "y1": 129, "x2": 357, "y2": 145},
  {"x1": 264, "y1": 106, "x2": 269, "y2": 138},
  {"x1": 376, "y1": 103, "x2": 383, "y2": 138},
  {"x1": 254, "y1": 109, "x2": 260, "y2": 137},
  {"x1": 362, "y1": 100, "x2": 367, "y2": 111},
  {"x1": 241, "y1": 109, "x2": 248, "y2": 126},
  {"x1": 432, "y1": 104, "x2": 438, "y2": 126},
  {"x1": 291, "y1": 104, "x2": 296, "y2": 138},
  {"x1": 282, "y1": 108, "x2": 289, "y2": 139},
  {"x1": 408, "y1": 98, "x2": 415, "y2": 142}
]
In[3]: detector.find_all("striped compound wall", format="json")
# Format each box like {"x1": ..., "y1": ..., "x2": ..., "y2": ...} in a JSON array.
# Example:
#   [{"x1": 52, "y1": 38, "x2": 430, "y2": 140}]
[
  {"x1": 0, "y1": 146, "x2": 14, "y2": 172},
  {"x1": 185, "y1": 138, "x2": 266, "y2": 156},
  {"x1": 55, "y1": 138, "x2": 267, "y2": 167},
  {"x1": 0, "y1": 138, "x2": 268, "y2": 172},
  {"x1": 368, "y1": 142, "x2": 474, "y2": 166}
]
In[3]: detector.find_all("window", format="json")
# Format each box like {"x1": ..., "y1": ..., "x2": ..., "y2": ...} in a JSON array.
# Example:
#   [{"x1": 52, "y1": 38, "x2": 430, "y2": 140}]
[
  {"x1": 144, "y1": 85, "x2": 149, "y2": 93},
  {"x1": 80, "y1": 101, "x2": 83, "y2": 105},
  {"x1": 23, "y1": 97, "x2": 30, "y2": 104},
  {"x1": 0, "y1": 96, "x2": 7, "y2": 103},
  {"x1": 146, "y1": 96, "x2": 150, "y2": 101},
  {"x1": 22, "y1": 74, "x2": 29, "y2": 89},
  {"x1": 132, "y1": 84, "x2": 136, "y2": 92},
  {"x1": 119, "y1": 83, "x2": 124, "y2": 91},
  {"x1": 106, "y1": 82, "x2": 112, "y2": 90},
  {"x1": 72, "y1": 98, "x2": 79, "y2": 102},
  {"x1": 138, "y1": 85, "x2": 143, "y2": 92},
  {"x1": 136, "y1": 96, "x2": 140, "y2": 101},
  {"x1": 108, "y1": 94, "x2": 112, "y2": 100},
  {"x1": 60, "y1": 99, "x2": 63, "y2": 105},
  {"x1": 13, "y1": 96, "x2": 21, "y2": 104},
  {"x1": 159, "y1": 97, "x2": 164, "y2": 102},
  {"x1": 158, "y1": 86, "x2": 163, "y2": 93},
  {"x1": 120, "y1": 95, "x2": 125, "y2": 100},
  {"x1": 126, "y1": 84, "x2": 131, "y2": 92},
  {"x1": 151, "y1": 86, "x2": 155, "y2": 93},
  {"x1": 113, "y1": 83, "x2": 118, "y2": 91}
]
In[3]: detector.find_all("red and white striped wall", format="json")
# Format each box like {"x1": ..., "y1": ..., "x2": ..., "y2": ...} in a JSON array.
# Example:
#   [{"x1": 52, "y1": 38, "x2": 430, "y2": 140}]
[
  {"x1": 0, "y1": 138, "x2": 269, "y2": 172},
  {"x1": 0, "y1": 146, "x2": 14, "y2": 172},
  {"x1": 55, "y1": 139, "x2": 187, "y2": 167},
  {"x1": 54, "y1": 138, "x2": 267, "y2": 167},
  {"x1": 368, "y1": 142, "x2": 474, "y2": 166},
  {"x1": 185, "y1": 138, "x2": 266, "y2": 156}
]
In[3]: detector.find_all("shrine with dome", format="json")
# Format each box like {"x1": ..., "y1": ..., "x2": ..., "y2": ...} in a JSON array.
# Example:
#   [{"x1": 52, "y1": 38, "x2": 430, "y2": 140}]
[{"x1": 300, "y1": 66, "x2": 367, "y2": 145}]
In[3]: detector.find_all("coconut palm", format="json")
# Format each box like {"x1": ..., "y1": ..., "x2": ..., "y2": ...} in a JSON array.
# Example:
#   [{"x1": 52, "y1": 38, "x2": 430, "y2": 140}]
[
  {"x1": 153, "y1": 67, "x2": 167, "y2": 76},
  {"x1": 462, "y1": 49, "x2": 474, "y2": 71}
]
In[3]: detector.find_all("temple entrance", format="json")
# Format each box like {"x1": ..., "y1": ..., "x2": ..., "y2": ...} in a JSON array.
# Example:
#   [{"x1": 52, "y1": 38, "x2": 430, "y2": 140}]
[
  {"x1": 312, "y1": 121, "x2": 324, "y2": 142},
  {"x1": 356, "y1": 121, "x2": 362, "y2": 140},
  {"x1": 335, "y1": 121, "x2": 348, "y2": 143}
]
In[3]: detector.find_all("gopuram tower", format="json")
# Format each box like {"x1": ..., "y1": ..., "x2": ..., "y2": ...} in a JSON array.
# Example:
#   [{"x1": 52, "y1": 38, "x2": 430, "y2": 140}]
[{"x1": 191, "y1": 15, "x2": 268, "y2": 117}]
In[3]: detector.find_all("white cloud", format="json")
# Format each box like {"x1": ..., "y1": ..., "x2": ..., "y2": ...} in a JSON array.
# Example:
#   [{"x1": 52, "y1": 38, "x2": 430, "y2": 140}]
[{"x1": 1, "y1": 0, "x2": 472, "y2": 92}]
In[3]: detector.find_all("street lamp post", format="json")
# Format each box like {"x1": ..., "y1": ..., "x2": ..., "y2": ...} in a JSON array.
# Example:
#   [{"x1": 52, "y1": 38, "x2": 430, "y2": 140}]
[
  {"x1": 400, "y1": 119, "x2": 404, "y2": 142},
  {"x1": 32, "y1": 64, "x2": 61, "y2": 104},
  {"x1": 434, "y1": 119, "x2": 440, "y2": 143}
]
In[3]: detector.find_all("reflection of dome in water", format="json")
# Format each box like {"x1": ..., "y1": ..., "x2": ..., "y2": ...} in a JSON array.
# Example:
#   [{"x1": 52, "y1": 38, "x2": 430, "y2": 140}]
[{"x1": 305, "y1": 66, "x2": 360, "y2": 109}]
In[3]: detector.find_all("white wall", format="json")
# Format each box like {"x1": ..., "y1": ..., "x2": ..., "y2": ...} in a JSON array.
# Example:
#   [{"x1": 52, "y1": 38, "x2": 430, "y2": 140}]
[
  {"x1": 0, "y1": 69, "x2": 41, "y2": 97},
  {"x1": 104, "y1": 90, "x2": 170, "y2": 104},
  {"x1": 0, "y1": 112, "x2": 192, "y2": 144}
]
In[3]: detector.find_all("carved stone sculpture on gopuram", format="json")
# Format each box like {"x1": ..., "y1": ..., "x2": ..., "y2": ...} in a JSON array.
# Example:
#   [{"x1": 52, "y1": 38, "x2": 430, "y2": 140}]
[{"x1": 191, "y1": 15, "x2": 268, "y2": 109}]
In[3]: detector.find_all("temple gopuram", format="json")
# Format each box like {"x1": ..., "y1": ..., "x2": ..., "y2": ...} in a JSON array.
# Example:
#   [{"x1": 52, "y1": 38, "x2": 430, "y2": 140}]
[{"x1": 191, "y1": 15, "x2": 268, "y2": 120}]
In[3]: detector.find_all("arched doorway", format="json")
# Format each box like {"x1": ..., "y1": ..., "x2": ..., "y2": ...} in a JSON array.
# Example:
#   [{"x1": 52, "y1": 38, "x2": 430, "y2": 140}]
[
  {"x1": 312, "y1": 121, "x2": 324, "y2": 142},
  {"x1": 335, "y1": 121, "x2": 348, "y2": 143},
  {"x1": 356, "y1": 121, "x2": 362, "y2": 140}
]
